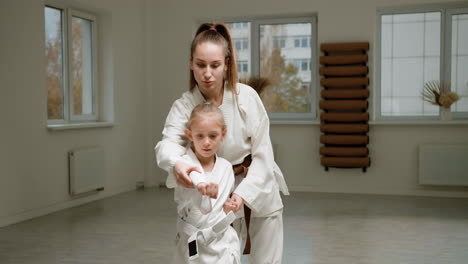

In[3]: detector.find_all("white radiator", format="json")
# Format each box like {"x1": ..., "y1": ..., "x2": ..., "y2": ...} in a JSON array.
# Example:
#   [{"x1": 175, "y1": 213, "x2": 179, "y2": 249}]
[
  {"x1": 418, "y1": 144, "x2": 468, "y2": 186},
  {"x1": 69, "y1": 147, "x2": 105, "y2": 196}
]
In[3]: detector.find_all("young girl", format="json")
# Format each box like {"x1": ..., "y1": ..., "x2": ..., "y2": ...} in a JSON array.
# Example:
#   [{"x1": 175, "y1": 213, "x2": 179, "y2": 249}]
[{"x1": 170, "y1": 103, "x2": 240, "y2": 264}]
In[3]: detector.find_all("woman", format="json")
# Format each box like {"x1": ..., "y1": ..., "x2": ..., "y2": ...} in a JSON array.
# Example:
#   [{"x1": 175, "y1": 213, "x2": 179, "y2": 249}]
[{"x1": 155, "y1": 22, "x2": 289, "y2": 264}]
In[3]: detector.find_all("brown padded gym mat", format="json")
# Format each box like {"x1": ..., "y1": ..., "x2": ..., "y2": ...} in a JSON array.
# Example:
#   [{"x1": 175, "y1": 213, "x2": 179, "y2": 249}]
[
  {"x1": 320, "y1": 77, "x2": 369, "y2": 88},
  {"x1": 321, "y1": 157, "x2": 370, "y2": 167},
  {"x1": 320, "y1": 135, "x2": 369, "y2": 145},
  {"x1": 321, "y1": 89, "x2": 369, "y2": 99},
  {"x1": 320, "y1": 42, "x2": 370, "y2": 53},
  {"x1": 319, "y1": 66, "x2": 368, "y2": 76},
  {"x1": 320, "y1": 147, "x2": 369, "y2": 157},
  {"x1": 319, "y1": 100, "x2": 368, "y2": 111},
  {"x1": 320, "y1": 112, "x2": 369, "y2": 122},
  {"x1": 320, "y1": 124, "x2": 369, "y2": 133},
  {"x1": 319, "y1": 54, "x2": 368, "y2": 65}
]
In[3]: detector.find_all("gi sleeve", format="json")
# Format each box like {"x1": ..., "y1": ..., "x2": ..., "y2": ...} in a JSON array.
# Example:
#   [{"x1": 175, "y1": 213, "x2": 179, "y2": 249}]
[
  {"x1": 189, "y1": 171, "x2": 206, "y2": 187},
  {"x1": 233, "y1": 90, "x2": 277, "y2": 213},
  {"x1": 190, "y1": 170, "x2": 212, "y2": 214},
  {"x1": 154, "y1": 97, "x2": 193, "y2": 187}
]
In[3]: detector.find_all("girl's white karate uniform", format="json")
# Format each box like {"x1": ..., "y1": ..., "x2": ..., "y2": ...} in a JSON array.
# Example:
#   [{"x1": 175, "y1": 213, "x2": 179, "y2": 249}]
[
  {"x1": 171, "y1": 148, "x2": 240, "y2": 264},
  {"x1": 156, "y1": 83, "x2": 289, "y2": 264}
]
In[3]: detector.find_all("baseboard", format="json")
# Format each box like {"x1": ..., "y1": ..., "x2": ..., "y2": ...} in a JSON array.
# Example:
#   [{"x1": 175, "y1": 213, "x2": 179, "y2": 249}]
[
  {"x1": 0, "y1": 184, "x2": 135, "y2": 228},
  {"x1": 288, "y1": 185, "x2": 468, "y2": 198}
]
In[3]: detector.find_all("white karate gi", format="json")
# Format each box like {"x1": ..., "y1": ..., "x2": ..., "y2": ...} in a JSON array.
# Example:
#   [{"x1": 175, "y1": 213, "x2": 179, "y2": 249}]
[
  {"x1": 171, "y1": 148, "x2": 240, "y2": 264},
  {"x1": 156, "y1": 83, "x2": 289, "y2": 264}
]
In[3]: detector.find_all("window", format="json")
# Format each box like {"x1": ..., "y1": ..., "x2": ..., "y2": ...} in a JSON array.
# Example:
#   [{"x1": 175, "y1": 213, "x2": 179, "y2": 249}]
[
  {"x1": 377, "y1": 7, "x2": 468, "y2": 120},
  {"x1": 273, "y1": 36, "x2": 287, "y2": 48},
  {"x1": 302, "y1": 37, "x2": 309, "y2": 47},
  {"x1": 301, "y1": 82, "x2": 310, "y2": 90},
  {"x1": 234, "y1": 38, "x2": 249, "y2": 50},
  {"x1": 288, "y1": 59, "x2": 311, "y2": 72},
  {"x1": 294, "y1": 36, "x2": 311, "y2": 48},
  {"x1": 45, "y1": 5, "x2": 98, "y2": 123},
  {"x1": 226, "y1": 17, "x2": 317, "y2": 121},
  {"x1": 301, "y1": 60, "x2": 309, "y2": 71},
  {"x1": 237, "y1": 60, "x2": 249, "y2": 73}
]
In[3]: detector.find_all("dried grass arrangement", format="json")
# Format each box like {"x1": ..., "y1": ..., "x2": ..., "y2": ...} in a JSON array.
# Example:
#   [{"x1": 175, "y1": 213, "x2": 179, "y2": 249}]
[
  {"x1": 423, "y1": 80, "x2": 460, "y2": 108},
  {"x1": 239, "y1": 76, "x2": 271, "y2": 96}
]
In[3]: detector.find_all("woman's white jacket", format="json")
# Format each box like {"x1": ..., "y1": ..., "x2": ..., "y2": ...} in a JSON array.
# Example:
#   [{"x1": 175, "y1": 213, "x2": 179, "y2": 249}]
[{"x1": 155, "y1": 83, "x2": 289, "y2": 217}]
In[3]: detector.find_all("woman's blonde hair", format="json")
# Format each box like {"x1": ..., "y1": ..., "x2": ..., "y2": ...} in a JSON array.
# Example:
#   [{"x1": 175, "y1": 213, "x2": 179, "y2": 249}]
[
  {"x1": 189, "y1": 23, "x2": 238, "y2": 94},
  {"x1": 186, "y1": 103, "x2": 226, "y2": 131}
]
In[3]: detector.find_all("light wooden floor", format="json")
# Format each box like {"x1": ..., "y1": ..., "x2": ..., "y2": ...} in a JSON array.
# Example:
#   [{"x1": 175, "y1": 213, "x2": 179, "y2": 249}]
[{"x1": 1, "y1": 188, "x2": 467, "y2": 264}]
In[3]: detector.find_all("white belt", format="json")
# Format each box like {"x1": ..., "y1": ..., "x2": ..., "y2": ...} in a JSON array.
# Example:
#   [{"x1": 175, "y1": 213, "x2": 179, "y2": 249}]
[{"x1": 177, "y1": 211, "x2": 236, "y2": 262}]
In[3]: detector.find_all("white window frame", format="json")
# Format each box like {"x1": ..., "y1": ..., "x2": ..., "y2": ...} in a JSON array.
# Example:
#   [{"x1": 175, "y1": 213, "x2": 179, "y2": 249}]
[
  {"x1": 376, "y1": 6, "x2": 468, "y2": 121},
  {"x1": 45, "y1": 4, "x2": 98, "y2": 124},
  {"x1": 224, "y1": 16, "x2": 318, "y2": 121},
  {"x1": 445, "y1": 7, "x2": 468, "y2": 120}
]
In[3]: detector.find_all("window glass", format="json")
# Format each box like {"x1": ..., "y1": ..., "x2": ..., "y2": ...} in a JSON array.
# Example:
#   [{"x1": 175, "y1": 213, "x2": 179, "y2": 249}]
[
  {"x1": 227, "y1": 22, "x2": 251, "y2": 79},
  {"x1": 45, "y1": 7, "x2": 64, "y2": 120},
  {"x1": 71, "y1": 16, "x2": 94, "y2": 116},
  {"x1": 260, "y1": 23, "x2": 312, "y2": 113},
  {"x1": 451, "y1": 13, "x2": 468, "y2": 112},
  {"x1": 380, "y1": 12, "x2": 441, "y2": 116}
]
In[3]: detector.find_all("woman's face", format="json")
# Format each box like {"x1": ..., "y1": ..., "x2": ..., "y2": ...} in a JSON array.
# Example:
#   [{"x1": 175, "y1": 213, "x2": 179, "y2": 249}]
[{"x1": 190, "y1": 41, "x2": 227, "y2": 96}]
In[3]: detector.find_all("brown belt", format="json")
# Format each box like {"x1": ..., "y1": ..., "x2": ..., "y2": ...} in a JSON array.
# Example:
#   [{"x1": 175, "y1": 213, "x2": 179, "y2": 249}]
[{"x1": 232, "y1": 154, "x2": 252, "y2": 255}]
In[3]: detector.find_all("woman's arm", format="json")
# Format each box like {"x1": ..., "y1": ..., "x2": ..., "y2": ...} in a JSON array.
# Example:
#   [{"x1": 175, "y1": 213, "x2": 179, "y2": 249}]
[
  {"x1": 233, "y1": 88, "x2": 278, "y2": 213},
  {"x1": 155, "y1": 97, "x2": 198, "y2": 188}
]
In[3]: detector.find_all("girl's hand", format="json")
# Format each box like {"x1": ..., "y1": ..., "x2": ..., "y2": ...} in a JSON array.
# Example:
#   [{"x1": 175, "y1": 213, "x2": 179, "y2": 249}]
[
  {"x1": 197, "y1": 183, "x2": 218, "y2": 199},
  {"x1": 174, "y1": 160, "x2": 201, "y2": 188}
]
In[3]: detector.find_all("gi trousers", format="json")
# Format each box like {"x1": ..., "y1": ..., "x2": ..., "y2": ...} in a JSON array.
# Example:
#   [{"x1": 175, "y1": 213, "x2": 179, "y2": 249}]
[{"x1": 233, "y1": 211, "x2": 283, "y2": 264}]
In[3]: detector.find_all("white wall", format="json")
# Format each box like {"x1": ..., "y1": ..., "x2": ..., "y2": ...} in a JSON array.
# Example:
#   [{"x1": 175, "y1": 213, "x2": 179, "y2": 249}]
[
  {"x1": 0, "y1": 0, "x2": 147, "y2": 227},
  {"x1": 147, "y1": 0, "x2": 468, "y2": 197},
  {"x1": 1, "y1": 0, "x2": 466, "y2": 228}
]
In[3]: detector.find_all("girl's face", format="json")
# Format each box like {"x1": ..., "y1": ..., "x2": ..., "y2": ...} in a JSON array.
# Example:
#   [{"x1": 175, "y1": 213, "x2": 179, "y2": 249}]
[
  {"x1": 190, "y1": 42, "x2": 228, "y2": 96},
  {"x1": 185, "y1": 115, "x2": 225, "y2": 159}
]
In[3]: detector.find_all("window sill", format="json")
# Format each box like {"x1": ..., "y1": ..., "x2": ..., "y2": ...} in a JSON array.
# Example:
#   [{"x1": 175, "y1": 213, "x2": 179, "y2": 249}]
[
  {"x1": 269, "y1": 120, "x2": 468, "y2": 126},
  {"x1": 270, "y1": 119, "x2": 320, "y2": 125},
  {"x1": 47, "y1": 122, "x2": 114, "y2": 131},
  {"x1": 370, "y1": 120, "x2": 468, "y2": 126}
]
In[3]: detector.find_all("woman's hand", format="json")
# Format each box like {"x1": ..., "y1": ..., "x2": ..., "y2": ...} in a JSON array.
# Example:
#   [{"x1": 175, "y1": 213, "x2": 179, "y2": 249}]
[
  {"x1": 223, "y1": 193, "x2": 244, "y2": 213},
  {"x1": 174, "y1": 160, "x2": 201, "y2": 188},
  {"x1": 223, "y1": 200, "x2": 236, "y2": 213}
]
